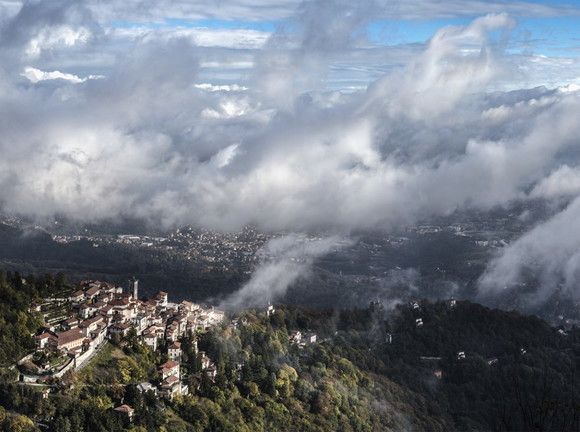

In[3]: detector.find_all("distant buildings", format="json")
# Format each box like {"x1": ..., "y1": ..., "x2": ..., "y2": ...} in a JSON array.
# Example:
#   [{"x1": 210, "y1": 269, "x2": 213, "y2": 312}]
[
  {"x1": 303, "y1": 332, "x2": 317, "y2": 345},
  {"x1": 289, "y1": 330, "x2": 302, "y2": 345},
  {"x1": 52, "y1": 226, "x2": 273, "y2": 272},
  {"x1": 289, "y1": 330, "x2": 318, "y2": 348}
]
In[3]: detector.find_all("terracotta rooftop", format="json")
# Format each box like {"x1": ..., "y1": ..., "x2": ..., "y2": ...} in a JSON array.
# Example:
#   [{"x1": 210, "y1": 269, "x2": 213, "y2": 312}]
[
  {"x1": 111, "y1": 322, "x2": 131, "y2": 330},
  {"x1": 55, "y1": 328, "x2": 85, "y2": 346},
  {"x1": 161, "y1": 375, "x2": 179, "y2": 387},
  {"x1": 113, "y1": 404, "x2": 134, "y2": 414},
  {"x1": 159, "y1": 360, "x2": 179, "y2": 371},
  {"x1": 109, "y1": 299, "x2": 130, "y2": 307},
  {"x1": 79, "y1": 316, "x2": 103, "y2": 327},
  {"x1": 86, "y1": 286, "x2": 100, "y2": 296},
  {"x1": 35, "y1": 332, "x2": 55, "y2": 340}
]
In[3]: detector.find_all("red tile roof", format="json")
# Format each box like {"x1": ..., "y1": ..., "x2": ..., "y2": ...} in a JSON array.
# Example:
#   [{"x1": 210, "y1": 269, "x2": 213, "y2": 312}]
[
  {"x1": 55, "y1": 329, "x2": 85, "y2": 346},
  {"x1": 79, "y1": 316, "x2": 103, "y2": 327},
  {"x1": 86, "y1": 286, "x2": 100, "y2": 296},
  {"x1": 113, "y1": 404, "x2": 134, "y2": 414},
  {"x1": 158, "y1": 360, "x2": 179, "y2": 371},
  {"x1": 35, "y1": 332, "x2": 55, "y2": 340},
  {"x1": 161, "y1": 375, "x2": 179, "y2": 387}
]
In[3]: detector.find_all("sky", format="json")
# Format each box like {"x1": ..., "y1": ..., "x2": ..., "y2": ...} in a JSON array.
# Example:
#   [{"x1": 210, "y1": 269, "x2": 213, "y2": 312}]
[
  {"x1": 1, "y1": 0, "x2": 580, "y2": 303},
  {"x1": 2, "y1": 0, "x2": 579, "y2": 89}
]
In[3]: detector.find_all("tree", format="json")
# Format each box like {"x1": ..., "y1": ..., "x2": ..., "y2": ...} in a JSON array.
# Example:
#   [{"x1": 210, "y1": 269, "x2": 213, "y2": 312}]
[
  {"x1": 4, "y1": 414, "x2": 36, "y2": 432},
  {"x1": 53, "y1": 416, "x2": 72, "y2": 432}
]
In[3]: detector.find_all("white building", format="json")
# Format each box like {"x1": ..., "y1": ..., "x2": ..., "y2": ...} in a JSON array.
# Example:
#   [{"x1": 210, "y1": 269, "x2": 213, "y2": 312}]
[
  {"x1": 154, "y1": 291, "x2": 168, "y2": 308},
  {"x1": 168, "y1": 341, "x2": 182, "y2": 362},
  {"x1": 79, "y1": 304, "x2": 97, "y2": 319},
  {"x1": 142, "y1": 332, "x2": 158, "y2": 351},
  {"x1": 158, "y1": 360, "x2": 180, "y2": 381},
  {"x1": 303, "y1": 332, "x2": 317, "y2": 345}
]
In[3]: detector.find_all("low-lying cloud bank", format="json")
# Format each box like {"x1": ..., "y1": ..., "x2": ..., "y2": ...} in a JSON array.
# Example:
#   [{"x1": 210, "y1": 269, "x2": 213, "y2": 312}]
[
  {"x1": 479, "y1": 196, "x2": 580, "y2": 302},
  {"x1": 1, "y1": 1, "x2": 580, "y2": 301},
  {"x1": 219, "y1": 235, "x2": 349, "y2": 309}
]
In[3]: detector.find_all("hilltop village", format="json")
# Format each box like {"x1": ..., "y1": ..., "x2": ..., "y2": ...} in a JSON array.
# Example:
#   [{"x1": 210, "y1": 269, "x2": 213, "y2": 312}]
[{"x1": 22, "y1": 279, "x2": 230, "y2": 400}]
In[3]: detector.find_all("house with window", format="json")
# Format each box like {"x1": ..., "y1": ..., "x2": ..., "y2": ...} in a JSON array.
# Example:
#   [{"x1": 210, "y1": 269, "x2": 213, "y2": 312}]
[
  {"x1": 158, "y1": 360, "x2": 180, "y2": 381},
  {"x1": 113, "y1": 404, "x2": 134, "y2": 422},
  {"x1": 168, "y1": 341, "x2": 182, "y2": 361},
  {"x1": 69, "y1": 290, "x2": 84, "y2": 303},
  {"x1": 50, "y1": 328, "x2": 87, "y2": 352},
  {"x1": 35, "y1": 331, "x2": 56, "y2": 349}
]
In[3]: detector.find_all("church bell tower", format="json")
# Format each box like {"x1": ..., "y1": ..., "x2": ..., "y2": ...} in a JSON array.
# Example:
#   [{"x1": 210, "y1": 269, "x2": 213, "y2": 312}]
[{"x1": 129, "y1": 277, "x2": 139, "y2": 300}]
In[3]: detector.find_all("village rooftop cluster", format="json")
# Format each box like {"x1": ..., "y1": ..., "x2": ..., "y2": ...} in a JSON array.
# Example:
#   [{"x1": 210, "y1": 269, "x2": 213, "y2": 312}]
[{"x1": 23, "y1": 279, "x2": 226, "y2": 400}]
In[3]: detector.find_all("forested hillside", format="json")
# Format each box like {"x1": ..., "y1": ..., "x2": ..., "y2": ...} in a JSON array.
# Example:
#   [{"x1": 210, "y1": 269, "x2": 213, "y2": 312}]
[{"x1": 0, "y1": 271, "x2": 579, "y2": 431}]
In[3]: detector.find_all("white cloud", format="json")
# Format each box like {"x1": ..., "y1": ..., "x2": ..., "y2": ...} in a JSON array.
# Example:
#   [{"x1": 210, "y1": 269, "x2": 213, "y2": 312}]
[
  {"x1": 479, "y1": 196, "x2": 580, "y2": 301},
  {"x1": 219, "y1": 234, "x2": 349, "y2": 309},
  {"x1": 111, "y1": 26, "x2": 270, "y2": 50},
  {"x1": 25, "y1": 25, "x2": 91, "y2": 58},
  {"x1": 200, "y1": 61, "x2": 254, "y2": 69},
  {"x1": 211, "y1": 143, "x2": 240, "y2": 168},
  {"x1": 194, "y1": 83, "x2": 248, "y2": 92},
  {"x1": 21, "y1": 66, "x2": 102, "y2": 83},
  {"x1": 2, "y1": 2, "x2": 580, "y2": 307},
  {"x1": 559, "y1": 83, "x2": 580, "y2": 93},
  {"x1": 0, "y1": 3, "x2": 578, "y2": 251},
  {"x1": 1, "y1": 10, "x2": 578, "y2": 233},
  {"x1": 530, "y1": 165, "x2": 580, "y2": 199}
]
